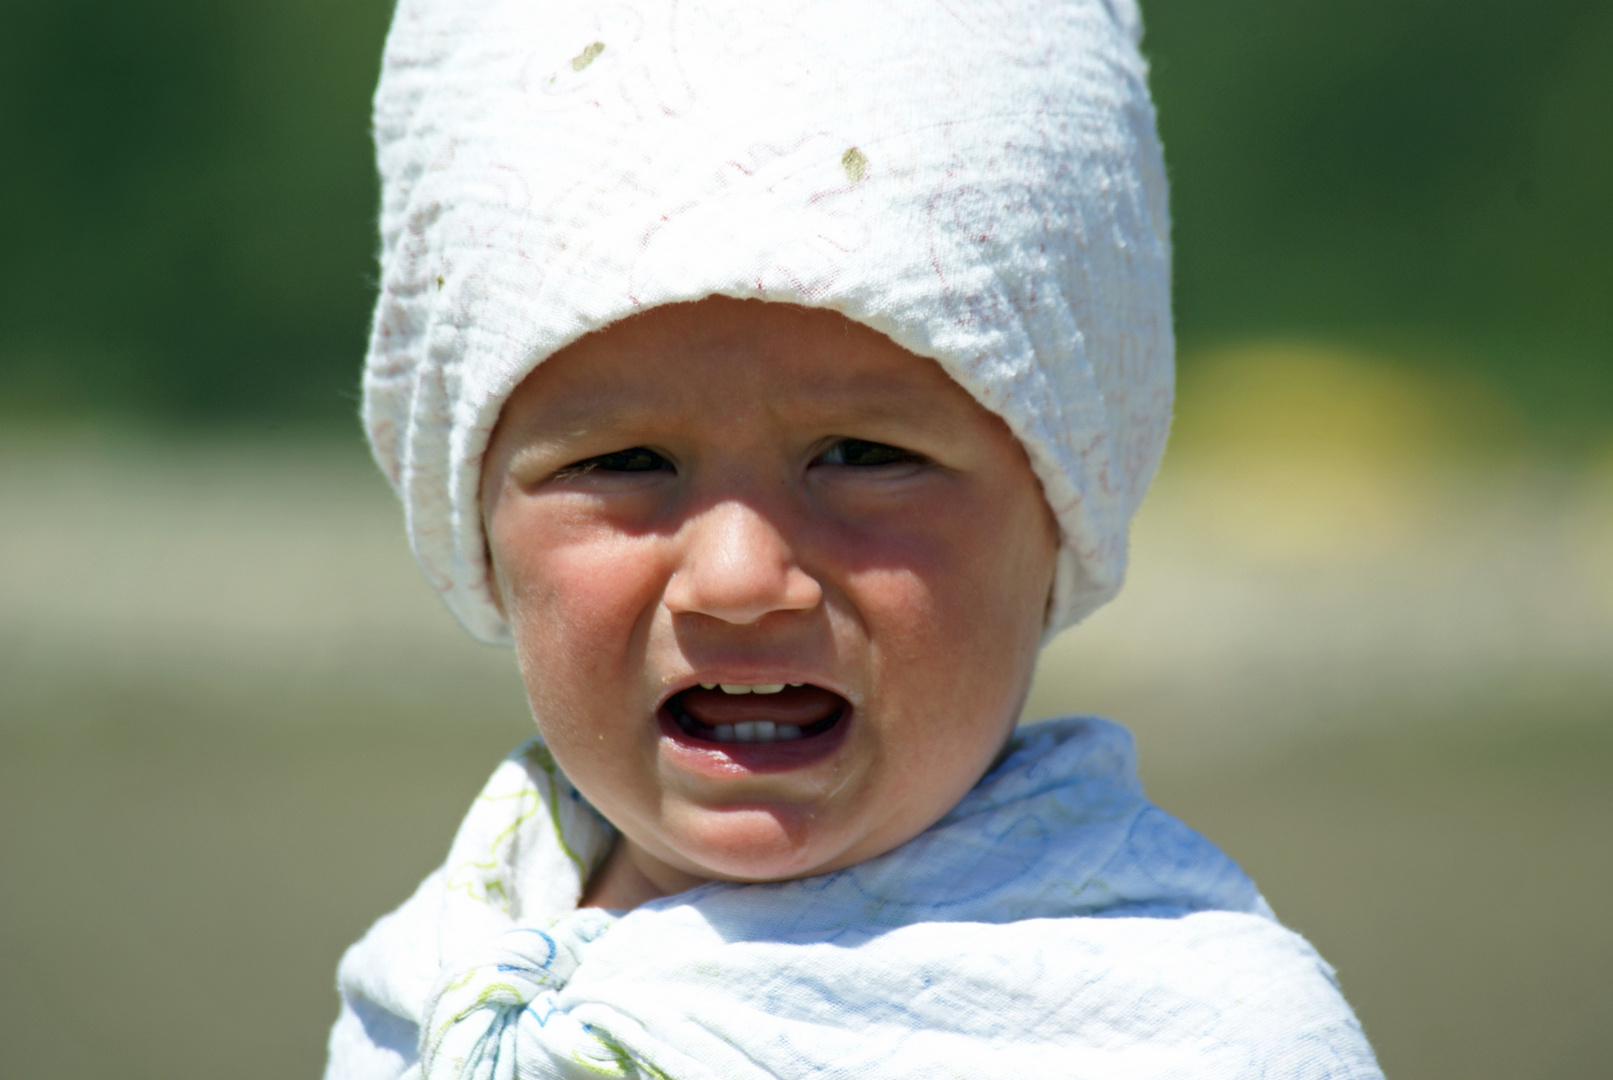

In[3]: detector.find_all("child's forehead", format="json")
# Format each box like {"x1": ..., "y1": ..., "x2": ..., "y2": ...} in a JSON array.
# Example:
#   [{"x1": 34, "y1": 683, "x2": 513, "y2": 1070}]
[{"x1": 501, "y1": 300, "x2": 971, "y2": 430}]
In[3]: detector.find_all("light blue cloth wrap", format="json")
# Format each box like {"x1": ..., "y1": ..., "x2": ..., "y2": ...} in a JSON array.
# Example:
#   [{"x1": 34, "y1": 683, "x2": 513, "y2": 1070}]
[{"x1": 327, "y1": 719, "x2": 1383, "y2": 1079}]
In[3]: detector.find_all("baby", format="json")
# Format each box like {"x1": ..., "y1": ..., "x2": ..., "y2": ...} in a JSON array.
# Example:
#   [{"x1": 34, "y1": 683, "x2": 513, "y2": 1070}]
[{"x1": 328, "y1": 1, "x2": 1383, "y2": 1077}]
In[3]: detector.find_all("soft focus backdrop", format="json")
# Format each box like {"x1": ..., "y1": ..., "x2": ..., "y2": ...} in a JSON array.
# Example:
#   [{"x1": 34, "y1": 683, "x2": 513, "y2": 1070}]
[{"x1": 1, "y1": 2, "x2": 1609, "y2": 1077}]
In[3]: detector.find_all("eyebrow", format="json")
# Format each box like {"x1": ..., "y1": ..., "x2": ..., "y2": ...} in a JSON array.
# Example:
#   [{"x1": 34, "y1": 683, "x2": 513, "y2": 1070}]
[
  {"x1": 496, "y1": 397, "x2": 675, "y2": 449},
  {"x1": 502, "y1": 373, "x2": 964, "y2": 445}
]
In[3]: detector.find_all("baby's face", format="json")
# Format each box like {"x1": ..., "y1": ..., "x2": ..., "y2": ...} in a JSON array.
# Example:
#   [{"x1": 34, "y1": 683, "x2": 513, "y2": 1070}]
[{"x1": 482, "y1": 298, "x2": 1057, "y2": 896}]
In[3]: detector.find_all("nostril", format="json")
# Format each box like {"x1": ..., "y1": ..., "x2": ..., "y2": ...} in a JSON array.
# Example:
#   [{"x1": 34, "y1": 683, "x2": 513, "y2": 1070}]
[
  {"x1": 661, "y1": 503, "x2": 822, "y2": 623},
  {"x1": 662, "y1": 563, "x2": 822, "y2": 624}
]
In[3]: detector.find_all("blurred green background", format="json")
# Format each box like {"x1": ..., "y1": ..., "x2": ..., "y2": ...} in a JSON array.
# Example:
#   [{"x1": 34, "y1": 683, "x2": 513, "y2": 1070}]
[
  {"x1": 1, "y1": 0, "x2": 1609, "y2": 441},
  {"x1": 1, "y1": 1, "x2": 1610, "y2": 1078}
]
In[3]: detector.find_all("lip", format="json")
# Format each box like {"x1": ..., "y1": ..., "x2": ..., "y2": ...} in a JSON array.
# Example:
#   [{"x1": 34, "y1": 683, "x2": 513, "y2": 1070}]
[
  {"x1": 655, "y1": 677, "x2": 853, "y2": 776},
  {"x1": 656, "y1": 707, "x2": 851, "y2": 774},
  {"x1": 656, "y1": 673, "x2": 856, "y2": 711}
]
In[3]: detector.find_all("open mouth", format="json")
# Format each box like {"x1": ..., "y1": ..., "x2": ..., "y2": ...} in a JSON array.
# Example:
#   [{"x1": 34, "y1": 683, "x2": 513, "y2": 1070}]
[{"x1": 664, "y1": 683, "x2": 847, "y2": 745}]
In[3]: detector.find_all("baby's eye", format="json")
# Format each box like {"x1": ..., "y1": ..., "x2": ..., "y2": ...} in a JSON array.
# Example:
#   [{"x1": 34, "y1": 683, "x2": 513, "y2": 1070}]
[
  {"x1": 816, "y1": 438, "x2": 926, "y2": 468},
  {"x1": 555, "y1": 446, "x2": 673, "y2": 478}
]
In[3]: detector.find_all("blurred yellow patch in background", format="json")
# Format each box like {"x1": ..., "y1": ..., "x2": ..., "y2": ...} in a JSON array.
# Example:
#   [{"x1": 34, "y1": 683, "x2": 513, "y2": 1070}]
[{"x1": 1160, "y1": 342, "x2": 1524, "y2": 562}]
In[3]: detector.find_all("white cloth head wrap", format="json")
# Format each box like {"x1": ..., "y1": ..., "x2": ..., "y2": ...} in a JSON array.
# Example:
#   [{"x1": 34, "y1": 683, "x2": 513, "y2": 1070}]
[{"x1": 364, "y1": 0, "x2": 1175, "y2": 644}]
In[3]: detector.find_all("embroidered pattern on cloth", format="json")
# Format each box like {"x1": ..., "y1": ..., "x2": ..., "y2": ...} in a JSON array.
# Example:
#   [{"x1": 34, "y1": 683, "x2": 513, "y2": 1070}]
[{"x1": 327, "y1": 720, "x2": 1384, "y2": 1079}]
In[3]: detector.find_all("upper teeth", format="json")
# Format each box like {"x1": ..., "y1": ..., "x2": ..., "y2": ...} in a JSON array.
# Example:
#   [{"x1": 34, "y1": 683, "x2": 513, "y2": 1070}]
[{"x1": 699, "y1": 683, "x2": 799, "y2": 694}]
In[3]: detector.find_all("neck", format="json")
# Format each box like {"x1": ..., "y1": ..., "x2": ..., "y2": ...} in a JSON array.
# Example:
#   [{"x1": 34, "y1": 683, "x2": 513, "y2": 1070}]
[{"x1": 579, "y1": 836, "x2": 710, "y2": 911}]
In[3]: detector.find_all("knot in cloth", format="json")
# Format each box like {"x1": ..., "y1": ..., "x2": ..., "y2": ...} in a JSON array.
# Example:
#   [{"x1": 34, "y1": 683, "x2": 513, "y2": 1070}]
[{"x1": 420, "y1": 910, "x2": 626, "y2": 1080}]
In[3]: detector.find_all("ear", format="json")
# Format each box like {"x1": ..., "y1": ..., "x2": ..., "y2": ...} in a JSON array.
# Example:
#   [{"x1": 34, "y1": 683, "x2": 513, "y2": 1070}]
[
  {"x1": 488, "y1": 575, "x2": 508, "y2": 621},
  {"x1": 481, "y1": 524, "x2": 508, "y2": 621}
]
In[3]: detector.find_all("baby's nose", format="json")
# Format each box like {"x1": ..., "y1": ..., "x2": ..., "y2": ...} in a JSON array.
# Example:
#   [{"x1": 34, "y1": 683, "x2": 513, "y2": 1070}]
[{"x1": 662, "y1": 501, "x2": 822, "y2": 625}]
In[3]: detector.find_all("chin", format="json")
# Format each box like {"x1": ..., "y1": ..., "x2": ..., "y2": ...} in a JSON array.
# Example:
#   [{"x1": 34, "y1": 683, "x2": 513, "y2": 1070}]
[{"x1": 668, "y1": 804, "x2": 851, "y2": 884}]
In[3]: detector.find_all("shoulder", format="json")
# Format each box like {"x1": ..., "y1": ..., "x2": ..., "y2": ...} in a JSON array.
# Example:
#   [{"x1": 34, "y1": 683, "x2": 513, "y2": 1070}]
[{"x1": 958, "y1": 716, "x2": 1270, "y2": 919}]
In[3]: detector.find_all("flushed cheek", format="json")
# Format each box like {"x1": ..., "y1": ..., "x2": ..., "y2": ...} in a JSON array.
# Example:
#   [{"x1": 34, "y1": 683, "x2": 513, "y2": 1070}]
[
  {"x1": 502, "y1": 534, "x2": 669, "y2": 672},
  {"x1": 829, "y1": 509, "x2": 1023, "y2": 634},
  {"x1": 833, "y1": 566, "x2": 1009, "y2": 747},
  {"x1": 848, "y1": 567, "x2": 1028, "y2": 804},
  {"x1": 849, "y1": 569, "x2": 985, "y2": 701},
  {"x1": 508, "y1": 524, "x2": 663, "y2": 614},
  {"x1": 830, "y1": 557, "x2": 947, "y2": 654},
  {"x1": 498, "y1": 550, "x2": 671, "y2": 798},
  {"x1": 536, "y1": 711, "x2": 668, "y2": 849},
  {"x1": 519, "y1": 674, "x2": 656, "y2": 794}
]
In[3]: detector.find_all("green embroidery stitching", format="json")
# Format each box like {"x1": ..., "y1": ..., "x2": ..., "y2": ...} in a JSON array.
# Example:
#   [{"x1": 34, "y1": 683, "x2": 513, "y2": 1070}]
[
  {"x1": 519, "y1": 740, "x2": 591, "y2": 882},
  {"x1": 576, "y1": 1030, "x2": 676, "y2": 1079}
]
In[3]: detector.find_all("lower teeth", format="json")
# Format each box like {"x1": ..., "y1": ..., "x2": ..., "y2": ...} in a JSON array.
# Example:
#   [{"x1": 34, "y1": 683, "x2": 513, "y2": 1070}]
[
  {"x1": 675, "y1": 714, "x2": 808, "y2": 743},
  {"x1": 669, "y1": 694, "x2": 845, "y2": 745}
]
